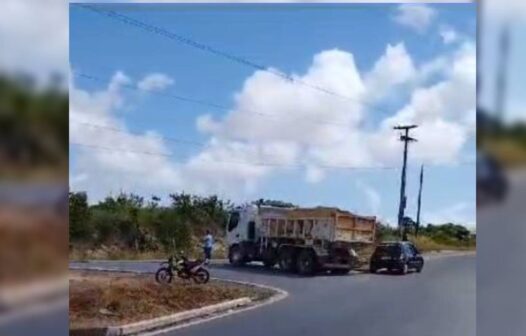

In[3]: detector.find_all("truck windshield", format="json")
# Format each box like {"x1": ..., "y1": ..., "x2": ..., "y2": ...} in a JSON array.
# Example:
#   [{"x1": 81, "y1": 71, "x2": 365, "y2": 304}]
[
  {"x1": 228, "y1": 212, "x2": 240, "y2": 232},
  {"x1": 375, "y1": 245, "x2": 401, "y2": 257}
]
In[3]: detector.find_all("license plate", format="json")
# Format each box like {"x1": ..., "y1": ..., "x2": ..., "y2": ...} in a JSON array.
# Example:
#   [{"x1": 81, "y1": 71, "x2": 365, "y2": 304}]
[{"x1": 381, "y1": 256, "x2": 390, "y2": 260}]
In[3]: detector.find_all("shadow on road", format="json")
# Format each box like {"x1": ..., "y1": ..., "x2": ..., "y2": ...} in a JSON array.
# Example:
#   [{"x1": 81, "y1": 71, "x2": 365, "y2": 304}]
[
  {"x1": 210, "y1": 262, "x2": 367, "y2": 279},
  {"x1": 371, "y1": 269, "x2": 420, "y2": 277}
]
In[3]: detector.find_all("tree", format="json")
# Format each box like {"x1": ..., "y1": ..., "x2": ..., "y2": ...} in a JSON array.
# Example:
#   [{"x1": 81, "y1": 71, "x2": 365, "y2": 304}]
[{"x1": 69, "y1": 191, "x2": 91, "y2": 242}]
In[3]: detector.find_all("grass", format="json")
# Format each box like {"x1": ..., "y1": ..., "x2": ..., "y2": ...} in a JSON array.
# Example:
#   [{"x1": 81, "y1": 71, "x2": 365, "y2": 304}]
[
  {"x1": 69, "y1": 271, "x2": 273, "y2": 330},
  {"x1": 484, "y1": 138, "x2": 526, "y2": 168}
]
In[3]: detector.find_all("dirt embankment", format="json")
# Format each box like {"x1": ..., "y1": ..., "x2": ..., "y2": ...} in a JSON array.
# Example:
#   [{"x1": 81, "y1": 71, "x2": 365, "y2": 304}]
[
  {"x1": 0, "y1": 206, "x2": 67, "y2": 287},
  {"x1": 70, "y1": 237, "x2": 228, "y2": 261}
]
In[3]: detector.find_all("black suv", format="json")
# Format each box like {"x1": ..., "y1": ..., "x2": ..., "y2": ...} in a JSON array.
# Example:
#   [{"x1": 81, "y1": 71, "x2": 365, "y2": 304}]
[
  {"x1": 477, "y1": 150, "x2": 508, "y2": 205},
  {"x1": 370, "y1": 242, "x2": 424, "y2": 275}
]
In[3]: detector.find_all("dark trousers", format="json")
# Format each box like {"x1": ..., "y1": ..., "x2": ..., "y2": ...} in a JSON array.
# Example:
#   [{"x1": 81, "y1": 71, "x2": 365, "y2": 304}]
[{"x1": 204, "y1": 247, "x2": 212, "y2": 260}]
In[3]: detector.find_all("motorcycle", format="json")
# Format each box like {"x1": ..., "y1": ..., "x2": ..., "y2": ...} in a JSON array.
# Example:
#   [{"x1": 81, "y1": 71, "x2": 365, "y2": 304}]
[{"x1": 155, "y1": 253, "x2": 210, "y2": 284}]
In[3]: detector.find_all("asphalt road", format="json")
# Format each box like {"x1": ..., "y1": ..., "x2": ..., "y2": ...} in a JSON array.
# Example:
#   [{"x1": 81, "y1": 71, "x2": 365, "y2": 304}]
[
  {"x1": 478, "y1": 171, "x2": 526, "y2": 336},
  {"x1": 71, "y1": 254, "x2": 475, "y2": 336},
  {"x1": 0, "y1": 299, "x2": 69, "y2": 336}
]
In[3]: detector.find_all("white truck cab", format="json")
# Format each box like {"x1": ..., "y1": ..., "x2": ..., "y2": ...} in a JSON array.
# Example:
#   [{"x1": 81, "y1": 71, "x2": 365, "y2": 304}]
[{"x1": 226, "y1": 205, "x2": 259, "y2": 246}]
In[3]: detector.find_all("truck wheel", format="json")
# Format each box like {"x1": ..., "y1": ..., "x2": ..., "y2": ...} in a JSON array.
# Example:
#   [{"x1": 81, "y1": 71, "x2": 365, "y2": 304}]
[
  {"x1": 296, "y1": 249, "x2": 316, "y2": 276},
  {"x1": 278, "y1": 248, "x2": 296, "y2": 273},
  {"x1": 263, "y1": 258, "x2": 276, "y2": 269},
  {"x1": 228, "y1": 246, "x2": 245, "y2": 266}
]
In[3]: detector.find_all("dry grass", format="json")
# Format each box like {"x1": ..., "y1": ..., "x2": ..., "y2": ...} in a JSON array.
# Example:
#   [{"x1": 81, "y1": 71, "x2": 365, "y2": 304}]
[
  {"x1": 69, "y1": 271, "x2": 271, "y2": 329},
  {"x1": 0, "y1": 206, "x2": 67, "y2": 286},
  {"x1": 485, "y1": 139, "x2": 526, "y2": 168},
  {"x1": 408, "y1": 235, "x2": 476, "y2": 252},
  {"x1": 70, "y1": 239, "x2": 228, "y2": 261}
]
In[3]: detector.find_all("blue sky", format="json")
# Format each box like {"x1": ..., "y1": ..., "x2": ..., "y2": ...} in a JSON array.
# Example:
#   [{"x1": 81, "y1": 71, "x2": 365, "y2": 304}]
[{"x1": 69, "y1": 3, "x2": 476, "y2": 228}]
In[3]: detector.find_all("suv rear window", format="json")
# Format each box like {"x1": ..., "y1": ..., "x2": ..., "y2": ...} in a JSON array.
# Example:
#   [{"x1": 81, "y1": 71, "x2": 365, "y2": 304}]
[{"x1": 374, "y1": 245, "x2": 401, "y2": 257}]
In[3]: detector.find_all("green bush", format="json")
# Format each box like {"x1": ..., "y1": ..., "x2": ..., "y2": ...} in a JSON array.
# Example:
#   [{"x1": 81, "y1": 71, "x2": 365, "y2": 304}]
[{"x1": 69, "y1": 192, "x2": 92, "y2": 242}]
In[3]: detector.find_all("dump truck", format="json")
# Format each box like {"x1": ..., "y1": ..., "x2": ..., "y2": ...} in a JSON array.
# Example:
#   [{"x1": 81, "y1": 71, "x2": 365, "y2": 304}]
[{"x1": 226, "y1": 204, "x2": 377, "y2": 275}]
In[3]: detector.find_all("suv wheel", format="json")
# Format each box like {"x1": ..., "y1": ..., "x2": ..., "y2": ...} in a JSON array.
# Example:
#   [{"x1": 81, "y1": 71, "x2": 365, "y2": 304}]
[{"x1": 399, "y1": 263, "x2": 408, "y2": 275}]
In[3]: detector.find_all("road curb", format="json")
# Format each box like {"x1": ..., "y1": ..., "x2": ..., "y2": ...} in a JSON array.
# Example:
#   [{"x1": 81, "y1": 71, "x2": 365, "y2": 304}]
[
  {"x1": 69, "y1": 267, "x2": 289, "y2": 335},
  {"x1": 423, "y1": 251, "x2": 476, "y2": 261},
  {"x1": 70, "y1": 299, "x2": 248, "y2": 336}
]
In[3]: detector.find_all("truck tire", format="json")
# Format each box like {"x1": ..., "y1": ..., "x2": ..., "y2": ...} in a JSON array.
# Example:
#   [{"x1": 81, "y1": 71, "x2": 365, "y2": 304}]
[
  {"x1": 262, "y1": 250, "x2": 277, "y2": 269},
  {"x1": 263, "y1": 258, "x2": 276, "y2": 269},
  {"x1": 278, "y1": 248, "x2": 296, "y2": 273},
  {"x1": 296, "y1": 249, "x2": 316, "y2": 276},
  {"x1": 228, "y1": 245, "x2": 245, "y2": 266}
]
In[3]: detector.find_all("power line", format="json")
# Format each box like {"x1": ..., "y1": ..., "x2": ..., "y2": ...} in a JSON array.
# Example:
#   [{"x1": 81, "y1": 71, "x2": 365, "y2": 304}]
[
  {"x1": 70, "y1": 118, "x2": 207, "y2": 148},
  {"x1": 71, "y1": 118, "x2": 307, "y2": 164},
  {"x1": 74, "y1": 71, "x2": 356, "y2": 129},
  {"x1": 70, "y1": 141, "x2": 475, "y2": 170},
  {"x1": 69, "y1": 142, "x2": 393, "y2": 170},
  {"x1": 76, "y1": 3, "x2": 389, "y2": 114}
]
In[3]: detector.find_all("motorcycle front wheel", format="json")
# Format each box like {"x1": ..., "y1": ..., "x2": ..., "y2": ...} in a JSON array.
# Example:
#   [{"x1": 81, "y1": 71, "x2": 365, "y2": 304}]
[
  {"x1": 155, "y1": 267, "x2": 173, "y2": 284},
  {"x1": 193, "y1": 268, "x2": 210, "y2": 284}
]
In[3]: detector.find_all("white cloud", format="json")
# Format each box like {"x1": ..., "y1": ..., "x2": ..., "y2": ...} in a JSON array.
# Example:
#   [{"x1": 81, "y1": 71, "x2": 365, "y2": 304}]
[
  {"x1": 440, "y1": 25, "x2": 459, "y2": 45},
  {"x1": 364, "y1": 43, "x2": 416, "y2": 102},
  {"x1": 197, "y1": 41, "x2": 475, "y2": 183},
  {"x1": 0, "y1": 0, "x2": 68, "y2": 86},
  {"x1": 137, "y1": 73, "x2": 174, "y2": 92},
  {"x1": 70, "y1": 39, "x2": 476, "y2": 201},
  {"x1": 393, "y1": 4, "x2": 437, "y2": 33},
  {"x1": 70, "y1": 72, "x2": 183, "y2": 199}
]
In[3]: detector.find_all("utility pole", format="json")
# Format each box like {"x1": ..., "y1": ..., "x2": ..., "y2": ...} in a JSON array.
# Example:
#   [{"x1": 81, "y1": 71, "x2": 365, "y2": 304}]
[
  {"x1": 393, "y1": 125, "x2": 418, "y2": 241},
  {"x1": 496, "y1": 24, "x2": 510, "y2": 125},
  {"x1": 416, "y1": 165, "x2": 424, "y2": 237}
]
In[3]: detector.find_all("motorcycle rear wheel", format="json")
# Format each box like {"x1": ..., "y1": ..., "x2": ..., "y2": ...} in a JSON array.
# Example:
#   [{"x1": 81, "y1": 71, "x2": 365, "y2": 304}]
[{"x1": 193, "y1": 268, "x2": 210, "y2": 284}]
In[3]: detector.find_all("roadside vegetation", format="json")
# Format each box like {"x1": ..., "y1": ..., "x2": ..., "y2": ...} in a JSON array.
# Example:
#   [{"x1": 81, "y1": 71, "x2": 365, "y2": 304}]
[
  {"x1": 0, "y1": 74, "x2": 68, "y2": 286},
  {"x1": 376, "y1": 222, "x2": 476, "y2": 252},
  {"x1": 479, "y1": 110, "x2": 526, "y2": 168},
  {"x1": 0, "y1": 74, "x2": 68, "y2": 179},
  {"x1": 70, "y1": 192, "x2": 475, "y2": 261},
  {"x1": 69, "y1": 192, "x2": 231, "y2": 260}
]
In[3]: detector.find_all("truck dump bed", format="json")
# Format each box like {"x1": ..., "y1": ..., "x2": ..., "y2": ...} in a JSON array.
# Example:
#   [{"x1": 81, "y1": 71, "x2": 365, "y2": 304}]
[{"x1": 258, "y1": 207, "x2": 376, "y2": 243}]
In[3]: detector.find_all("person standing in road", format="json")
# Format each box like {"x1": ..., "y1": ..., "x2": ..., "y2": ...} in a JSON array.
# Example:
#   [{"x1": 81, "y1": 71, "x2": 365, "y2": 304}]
[{"x1": 203, "y1": 230, "x2": 214, "y2": 265}]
